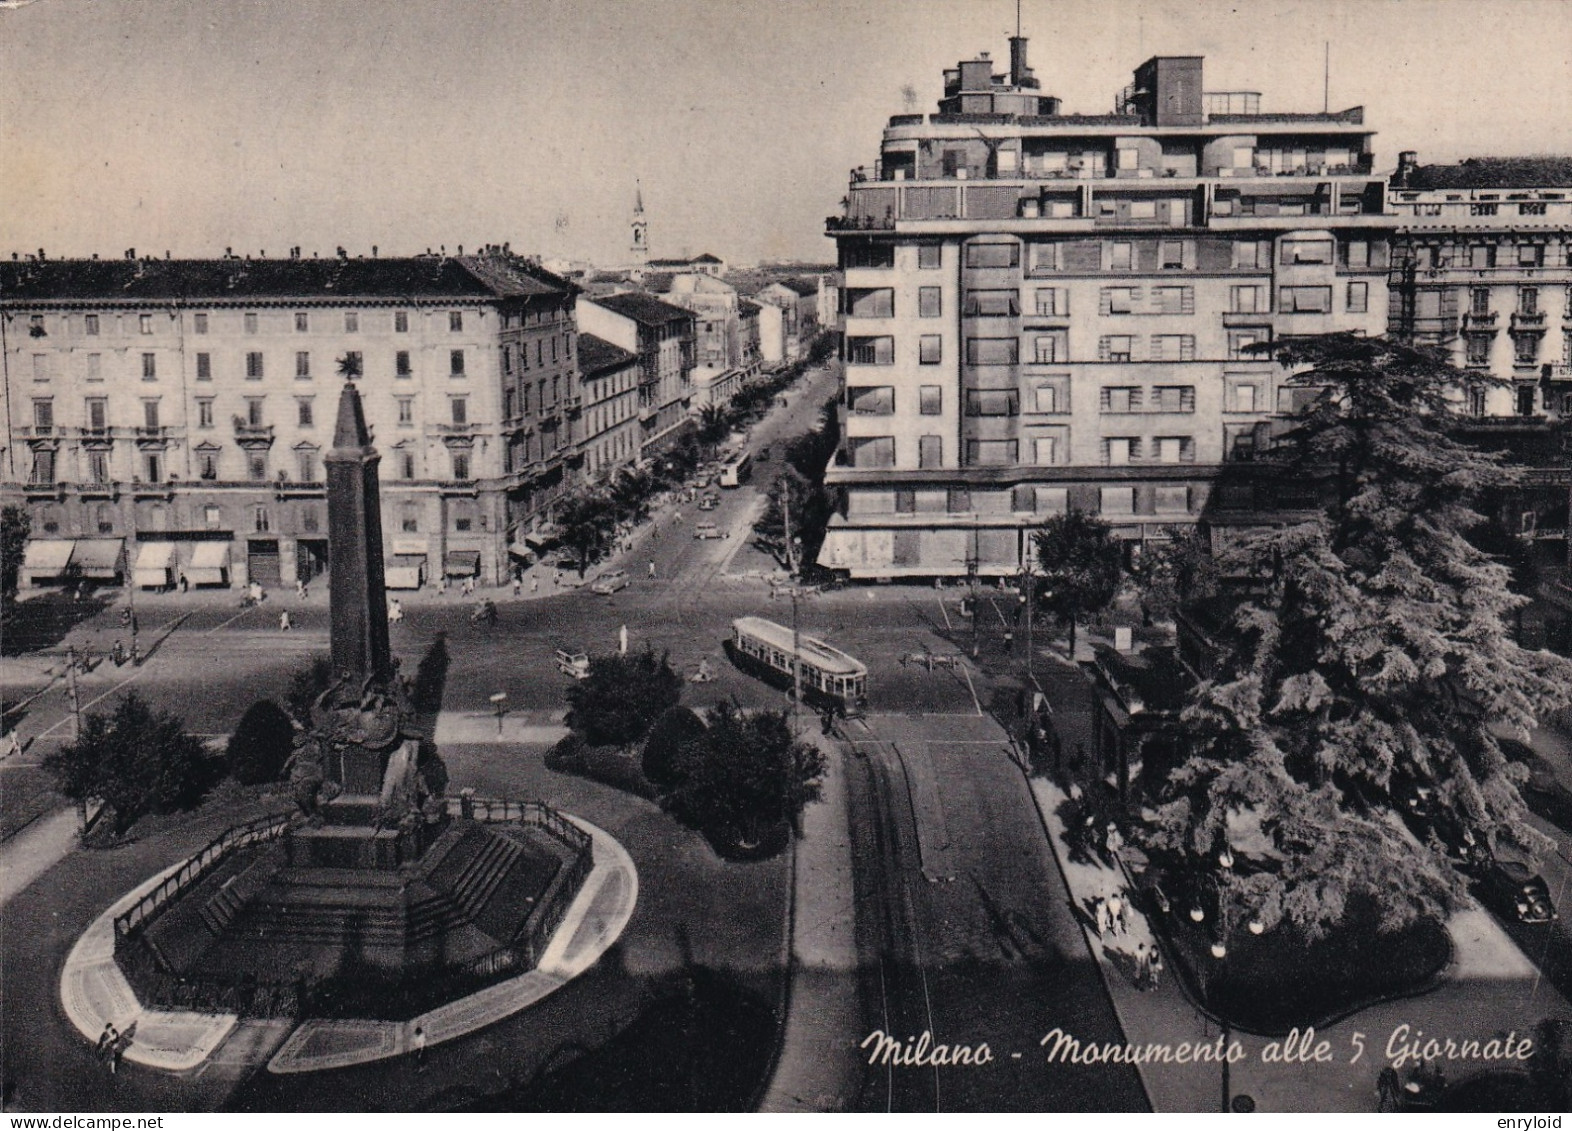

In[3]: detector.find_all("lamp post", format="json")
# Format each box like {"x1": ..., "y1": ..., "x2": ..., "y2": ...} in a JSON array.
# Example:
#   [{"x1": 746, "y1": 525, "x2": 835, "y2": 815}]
[{"x1": 489, "y1": 691, "x2": 508, "y2": 735}]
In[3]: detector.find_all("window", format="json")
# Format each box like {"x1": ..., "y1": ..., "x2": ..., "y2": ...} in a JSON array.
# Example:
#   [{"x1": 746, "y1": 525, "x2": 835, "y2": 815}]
[
  {"x1": 241, "y1": 450, "x2": 265, "y2": 481},
  {"x1": 965, "y1": 439, "x2": 1017, "y2": 466},
  {"x1": 1099, "y1": 335, "x2": 1134, "y2": 362},
  {"x1": 197, "y1": 449, "x2": 218, "y2": 480},
  {"x1": 295, "y1": 312, "x2": 309, "y2": 333},
  {"x1": 297, "y1": 398, "x2": 314, "y2": 427},
  {"x1": 301, "y1": 505, "x2": 319, "y2": 533},
  {"x1": 1519, "y1": 287, "x2": 1539, "y2": 315},
  {"x1": 85, "y1": 454, "x2": 110, "y2": 490},
  {"x1": 397, "y1": 397, "x2": 414, "y2": 425},
  {"x1": 85, "y1": 397, "x2": 107, "y2": 429},
  {"x1": 1467, "y1": 387, "x2": 1487, "y2": 416},
  {"x1": 139, "y1": 313, "x2": 153, "y2": 335},
  {"x1": 1160, "y1": 241, "x2": 1185, "y2": 269},
  {"x1": 449, "y1": 311, "x2": 464, "y2": 332},
  {"x1": 1128, "y1": 200, "x2": 1156, "y2": 220},
  {"x1": 1515, "y1": 335, "x2": 1539, "y2": 365},
  {"x1": 1153, "y1": 436, "x2": 1195, "y2": 463},
  {"x1": 142, "y1": 399, "x2": 160, "y2": 428},
  {"x1": 1344, "y1": 240, "x2": 1370, "y2": 268},
  {"x1": 395, "y1": 310, "x2": 409, "y2": 333},
  {"x1": 145, "y1": 453, "x2": 163, "y2": 482},
  {"x1": 400, "y1": 502, "x2": 419, "y2": 532},
  {"x1": 896, "y1": 488, "x2": 917, "y2": 513},
  {"x1": 847, "y1": 288, "x2": 895, "y2": 318},
  {"x1": 1520, "y1": 202, "x2": 1548, "y2": 216},
  {"x1": 848, "y1": 386, "x2": 895, "y2": 415},
  {"x1": 919, "y1": 385, "x2": 943, "y2": 415},
  {"x1": 450, "y1": 398, "x2": 468, "y2": 425},
  {"x1": 918, "y1": 435, "x2": 943, "y2": 469},
  {"x1": 31, "y1": 354, "x2": 48, "y2": 382},
  {"x1": 196, "y1": 352, "x2": 211, "y2": 381},
  {"x1": 1234, "y1": 240, "x2": 1272, "y2": 269},
  {"x1": 452, "y1": 451, "x2": 471, "y2": 480},
  {"x1": 1102, "y1": 387, "x2": 1141, "y2": 413},
  {"x1": 1229, "y1": 383, "x2": 1258, "y2": 413},
  {"x1": 1347, "y1": 281, "x2": 1369, "y2": 313},
  {"x1": 1471, "y1": 287, "x2": 1491, "y2": 316},
  {"x1": 1229, "y1": 329, "x2": 1268, "y2": 359},
  {"x1": 454, "y1": 500, "x2": 476, "y2": 532},
  {"x1": 842, "y1": 243, "x2": 895, "y2": 269},
  {"x1": 1471, "y1": 245, "x2": 1497, "y2": 269},
  {"x1": 1466, "y1": 336, "x2": 1490, "y2": 366},
  {"x1": 32, "y1": 399, "x2": 53, "y2": 430},
  {"x1": 1149, "y1": 334, "x2": 1196, "y2": 361},
  {"x1": 1154, "y1": 486, "x2": 1190, "y2": 513},
  {"x1": 849, "y1": 436, "x2": 896, "y2": 468},
  {"x1": 919, "y1": 335, "x2": 943, "y2": 364},
  {"x1": 29, "y1": 449, "x2": 56, "y2": 486},
  {"x1": 296, "y1": 449, "x2": 317, "y2": 482},
  {"x1": 1034, "y1": 288, "x2": 1065, "y2": 316},
  {"x1": 1110, "y1": 242, "x2": 1133, "y2": 270},
  {"x1": 1032, "y1": 436, "x2": 1059, "y2": 466},
  {"x1": 1154, "y1": 286, "x2": 1192, "y2": 314},
  {"x1": 244, "y1": 312, "x2": 258, "y2": 333},
  {"x1": 963, "y1": 242, "x2": 1019, "y2": 268},
  {"x1": 1033, "y1": 333, "x2": 1066, "y2": 363},
  {"x1": 450, "y1": 349, "x2": 465, "y2": 376},
  {"x1": 967, "y1": 338, "x2": 1018, "y2": 365},
  {"x1": 847, "y1": 336, "x2": 895, "y2": 365},
  {"x1": 246, "y1": 398, "x2": 264, "y2": 426},
  {"x1": 252, "y1": 504, "x2": 270, "y2": 532},
  {"x1": 1149, "y1": 385, "x2": 1196, "y2": 413},
  {"x1": 197, "y1": 399, "x2": 213, "y2": 428},
  {"x1": 394, "y1": 350, "x2": 412, "y2": 378},
  {"x1": 946, "y1": 487, "x2": 972, "y2": 513},
  {"x1": 1100, "y1": 486, "x2": 1136, "y2": 515},
  {"x1": 1104, "y1": 287, "x2": 1137, "y2": 314},
  {"x1": 141, "y1": 352, "x2": 156, "y2": 380},
  {"x1": 503, "y1": 386, "x2": 516, "y2": 419},
  {"x1": 1116, "y1": 147, "x2": 1139, "y2": 171},
  {"x1": 296, "y1": 351, "x2": 311, "y2": 379},
  {"x1": 1033, "y1": 385, "x2": 1059, "y2": 414},
  {"x1": 85, "y1": 313, "x2": 100, "y2": 335},
  {"x1": 964, "y1": 389, "x2": 1019, "y2": 416},
  {"x1": 918, "y1": 287, "x2": 943, "y2": 317},
  {"x1": 1230, "y1": 285, "x2": 1264, "y2": 314},
  {"x1": 86, "y1": 353, "x2": 102, "y2": 382},
  {"x1": 344, "y1": 311, "x2": 359, "y2": 333},
  {"x1": 400, "y1": 452, "x2": 416, "y2": 480},
  {"x1": 918, "y1": 244, "x2": 942, "y2": 270},
  {"x1": 1280, "y1": 286, "x2": 1333, "y2": 313},
  {"x1": 203, "y1": 505, "x2": 221, "y2": 529},
  {"x1": 1033, "y1": 486, "x2": 1069, "y2": 514},
  {"x1": 1280, "y1": 239, "x2": 1333, "y2": 265},
  {"x1": 246, "y1": 352, "x2": 264, "y2": 379},
  {"x1": 964, "y1": 290, "x2": 1019, "y2": 317}
]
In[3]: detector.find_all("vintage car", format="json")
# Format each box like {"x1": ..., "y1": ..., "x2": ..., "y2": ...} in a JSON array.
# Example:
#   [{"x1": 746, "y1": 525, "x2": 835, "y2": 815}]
[
  {"x1": 554, "y1": 649, "x2": 590, "y2": 679},
  {"x1": 698, "y1": 493, "x2": 720, "y2": 511},
  {"x1": 1478, "y1": 857, "x2": 1558, "y2": 923},
  {"x1": 590, "y1": 569, "x2": 630, "y2": 595},
  {"x1": 694, "y1": 521, "x2": 728, "y2": 540}
]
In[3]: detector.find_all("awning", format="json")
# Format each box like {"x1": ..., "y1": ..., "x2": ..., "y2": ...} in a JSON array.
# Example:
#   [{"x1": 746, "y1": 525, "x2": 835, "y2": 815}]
[
  {"x1": 132, "y1": 542, "x2": 176, "y2": 588},
  {"x1": 73, "y1": 539, "x2": 125, "y2": 578},
  {"x1": 521, "y1": 524, "x2": 561, "y2": 550},
  {"x1": 443, "y1": 550, "x2": 482, "y2": 577},
  {"x1": 186, "y1": 540, "x2": 231, "y2": 586},
  {"x1": 386, "y1": 554, "x2": 427, "y2": 590},
  {"x1": 507, "y1": 542, "x2": 535, "y2": 559},
  {"x1": 22, "y1": 539, "x2": 76, "y2": 575}
]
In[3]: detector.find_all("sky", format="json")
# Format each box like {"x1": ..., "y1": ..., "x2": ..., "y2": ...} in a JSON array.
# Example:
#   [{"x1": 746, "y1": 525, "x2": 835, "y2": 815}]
[{"x1": 3, "y1": 0, "x2": 1571, "y2": 267}]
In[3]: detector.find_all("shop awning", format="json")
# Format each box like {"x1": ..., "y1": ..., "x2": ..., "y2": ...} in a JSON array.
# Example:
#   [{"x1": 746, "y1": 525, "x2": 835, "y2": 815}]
[
  {"x1": 22, "y1": 539, "x2": 76, "y2": 575},
  {"x1": 73, "y1": 539, "x2": 124, "y2": 578},
  {"x1": 507, "y1": 542, "x2": 534, "y2": 559},
  {"x1": 521, "y1": 524, "x2": 561, "y2": 550},
  {"x1": 132, "y1": 542, "x2": 176, "y2": 588},
  {"x1": 186, "y1": 540, "x2": 231, "y2": 586},
  {"x1": 386, "y1": 554, "x2": 427, "y2": 590},
  {"x1": 443, "y1": 550, "x2": 482, "y2": 577}
]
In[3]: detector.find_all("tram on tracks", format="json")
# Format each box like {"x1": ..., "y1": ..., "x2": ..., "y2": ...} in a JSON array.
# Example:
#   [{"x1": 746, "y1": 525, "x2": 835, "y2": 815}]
[{"x1": 726, "y1": 615, "x2": 868, "y2": 714}]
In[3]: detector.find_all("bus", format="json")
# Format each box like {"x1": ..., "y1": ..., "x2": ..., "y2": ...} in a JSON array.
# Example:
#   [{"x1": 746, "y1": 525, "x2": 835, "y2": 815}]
[
  {"x1": 726, "y1": 616, "x2": 868, "y2": 713},
  {"x1": 718, "y1": 452, "x2": 753, "y2": 488}
]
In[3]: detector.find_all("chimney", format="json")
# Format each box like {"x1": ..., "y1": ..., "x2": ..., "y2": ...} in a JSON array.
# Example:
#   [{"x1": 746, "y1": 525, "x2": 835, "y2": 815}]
[
  {"x1": 126, "y1": 248, "x2": 136, "y2": 260},
  {"x1": 1396, "y1": 150, "x2": 1419, "y2": 188},
  {"x1": 1009, "y1": 36, "x2": 1033, "y2": 87},
  {"x1": 372, "y1": 245, "x2": 378, "y2": 257}
]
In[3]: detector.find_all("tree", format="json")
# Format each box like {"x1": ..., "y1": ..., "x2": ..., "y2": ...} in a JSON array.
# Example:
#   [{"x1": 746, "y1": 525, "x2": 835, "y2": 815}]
[
  {"x1": 753, "y1": 467, "x2": 816, "y2": 575},
  {"x1": 642, "y1": 704, "x2": 707, "y2": 789},
  {"x1": 227, "y1": 700, "x2": 296, "y2": 785},
  {"x1": 695, "y1": 404, "x2": 732, "y2": 455},
  {"x1": 609, "y1": 466, "x2": 654, "y2": 524},
  {"x1": 43, "y1": 692, "x2": 215, "y2": 835},
  {"x1": 1128, "y1": 526, "x2": 1219, "y2": 624},
  {"x1": 285, "y1": 654, "x2": 335, "y2": 723},
  {"x1": 556, "y1": 491, "x2": 617, "y2": 577},
  {"x1": 1031, "y1": 508, "x2": 1124, "y2": 656},
  {"x1": 660, "y1": 701, "x2": 826, "y2": 849},
  {"x1": 1, "y1": 504, "x2": 29, "y2": 611},
  {"x1": 564, "y1": 646, "x2": 684, "y2": 749},
  {"x1": 1140, "y1": 334, "x2": 1572, "y2": 939}
]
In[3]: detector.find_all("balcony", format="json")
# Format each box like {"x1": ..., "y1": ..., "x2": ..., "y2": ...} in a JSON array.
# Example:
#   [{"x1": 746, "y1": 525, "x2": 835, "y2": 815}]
[
  {"x1": 1511, "y1": 311, "x2": 1548, "y2": 332},
  {"x1": 232, "y1": 418, "x2": 272, "y2": 438},
  {"x1": 134, "y1": 426, "x2": 171, "y2": 443},
  {"x1": 434, "y1": 422, "x2": 476, "y2": 436},
  {"x1": 562, "y1": 395, "x2": 583, "y2": 414},
  {"x1": 18, "y1": 425, "x2": 55, "y2": 439},
  {"x1": 1462, "y1": 311, "x2": 1498, "y2": 332},
  {"x1": 77, "y1": 425, "x2": 118, "y2": 440}
]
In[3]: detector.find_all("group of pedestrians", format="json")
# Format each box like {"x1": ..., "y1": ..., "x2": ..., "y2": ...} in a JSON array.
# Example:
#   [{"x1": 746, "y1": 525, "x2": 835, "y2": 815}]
[
  {"x1": 95, "y1": 1021, "x2": 133, "y2": 1074},
  {"x1": 1091, "y1": 891, "x2": 1129, "y2": 936}
]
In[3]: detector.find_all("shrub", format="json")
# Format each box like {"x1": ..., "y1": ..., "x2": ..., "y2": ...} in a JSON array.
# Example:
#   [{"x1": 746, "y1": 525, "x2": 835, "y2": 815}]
[
  {"x1": 227, "y1": 700, "x2": 296, "y2": 785},
  {"x1": 642, "y1": 705, "x2": 707, "y2": 789}
]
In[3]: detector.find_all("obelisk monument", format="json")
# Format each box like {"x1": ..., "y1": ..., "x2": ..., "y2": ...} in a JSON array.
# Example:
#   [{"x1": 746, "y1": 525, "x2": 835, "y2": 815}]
[{"x1": 324, "y1": 379, "x2": 392, "y2": 683}]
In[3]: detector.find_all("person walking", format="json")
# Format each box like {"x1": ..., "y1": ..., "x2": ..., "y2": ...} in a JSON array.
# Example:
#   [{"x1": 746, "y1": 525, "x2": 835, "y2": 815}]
[
  {"x1": 647, "y1": 560, "x2": 656, "y2": 580},
  {"x1": 1147, "y1": 947, "x2": 1163, "y2": 989},
  {"x1": 1107, "y1": 892, "x2": 1125, "y2": 936},
  {"x1": 530, "y1": 574, "x2": 539, "y2": 594},
  {"x1": 279, "y1": 610, "x2": 292, "y2": 632},
  {"x1": 618, "y1": 624, "x2": 629, "y2": 655},
  {"x1": 178, "y1": 573, "x2": 189, "y2": 594},
  {"x1": 296, "y1": 578, "x2": 307, "y2": 600},
  {"x1": 412, "y1": 1025, "x2": 427, "y2": 1073},
  {"x1": 1133, "y1": 942, "x2": 1151, "y2": 989},
  {"x1": 512, "y1": 573, "x2": 522, "y2": 598},
  {"x1": 1093, "y1": 896, "x2": 1109, "y2": 936}
]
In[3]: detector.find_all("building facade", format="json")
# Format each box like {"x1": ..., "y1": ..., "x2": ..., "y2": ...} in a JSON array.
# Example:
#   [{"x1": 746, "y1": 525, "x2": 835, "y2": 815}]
[
  {"x1": 663, "y1": 273, "x2": 763, "y2": 410},
  {"x1": 820, "y1": 42, "x2": 1393, "y2": 577},
  {"x1": 575, "y1": 293, "x2": 696, "y2": 458},
  {"x1": 2, "y1": 251, "x2": 578, "y2": 589},
  {"x1": 754, "y1": 278, "x2": 821, "y2": 365},
  {"x1": 573, "y1": 333, "x2": 642, "y2": 479}
]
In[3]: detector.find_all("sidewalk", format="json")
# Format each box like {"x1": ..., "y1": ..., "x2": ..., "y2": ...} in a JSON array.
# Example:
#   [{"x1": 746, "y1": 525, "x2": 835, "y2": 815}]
[{"x1": 760, "y1": 725, "x2": 861, "y2": 1112}]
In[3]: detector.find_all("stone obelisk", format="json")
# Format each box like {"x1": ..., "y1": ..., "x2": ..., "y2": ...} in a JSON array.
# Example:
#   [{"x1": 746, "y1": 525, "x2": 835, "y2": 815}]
[{"x1": 324, "y1": 380, "x2": 392, "y2": 683}]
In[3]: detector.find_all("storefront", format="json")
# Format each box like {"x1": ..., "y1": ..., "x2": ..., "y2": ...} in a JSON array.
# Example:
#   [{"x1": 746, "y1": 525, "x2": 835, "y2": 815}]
[
  {"x1": 131, "y1": 541, "x2": 177, "y2": 591},
  {"x1": 20, "y1": 539, "x2": 76, "y2": 588},
  {"x1": 443, "y1": 550, "x2": 482, "y2": 579},
  {"x1": 73, "y1": 538, "x2": 126, "y2": 586},
  {"x1": 247, "y1": 539, "x2": 281, "y2": 587},
  {"x1": 186, "y1": 540, "x2": 232, "y2": 588},
  {"x1": 385, "y1": 555, "x2": 428, "y2": 590}
]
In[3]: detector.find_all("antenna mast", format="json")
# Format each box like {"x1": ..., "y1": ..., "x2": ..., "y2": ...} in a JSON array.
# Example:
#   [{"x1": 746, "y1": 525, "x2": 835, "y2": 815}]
[{"x1": 1324, "y1": 41, "x2": 1330, "y2": 112}]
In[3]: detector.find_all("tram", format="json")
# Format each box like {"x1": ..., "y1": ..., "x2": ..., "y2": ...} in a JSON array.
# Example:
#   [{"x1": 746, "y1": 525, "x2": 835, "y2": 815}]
[{"x1": 726, "y1": 616, "x2": 868, "y2": 713}]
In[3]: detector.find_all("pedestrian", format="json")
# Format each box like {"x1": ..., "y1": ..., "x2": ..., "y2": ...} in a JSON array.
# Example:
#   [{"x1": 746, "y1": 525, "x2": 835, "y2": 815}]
[
  {"x1": 99, "y1": 1023, "x2": 119, "y2": 1072},
  {"x1": 512, "y1": 574, "x2": 522, "y2": 598},
  {"x1": 1108, "y1": 892, "x2": 1125, "y2": 935},
  {"x1": 1147, "y1": 948, "x2": 1163, "y2": 989},
  {"x1": 111, "y1": 640, "x2": 126, "y2": 667},
  {"x1": 530, "y1": 575, "x2": 539, "y2": 594},
  {"x1": 178, "y1": 573, "x2": 189, "y2": 594},
  {"x1": 553, "y1": 570, "x2": 561, "y2": 588},
  {"x1": 1092, "y1": 896, "x2": 1109, "y2": 936},
  {"x1": 618, "y1": 624, "x2": 629, "y2": 655},
  {"x1": 1133, "y1": 942, "x2": 1150, "y2": 988},
  {"x1": 647, "y1": 560, "x2": 656, "y2": 580},
  {"x1": 296, "y1": 578, "x2": 307, "y2": 600},
  {"x1": 0, "y1": 728, "x2": 21, "y2": 761},
  {"x1": 412, "y1": 1025, "x2": 427, "y2": 1072},
  {"x1": 279, "y1": 610, "x2": 292, "y2": 632},
  {"x1": 437, "y1": 575, "x2": 448, "y2": 596},
  {"x1": 461, "y1": 577, "x2": 474, "y2": 597},
  {"x1": 96, "y1": 1022, "x2": 115, "y2": 1061},
  {"x1": 1106, "y1": 821, "x2": 1124, "y2": 857},
  {"x1": 821, "y1": 705, "x2": 835, "y2": 735}
]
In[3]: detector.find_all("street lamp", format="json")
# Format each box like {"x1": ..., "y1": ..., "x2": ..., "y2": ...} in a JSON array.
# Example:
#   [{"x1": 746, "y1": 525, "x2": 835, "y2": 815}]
[{"x1": 489, "y1": 691, "x2": 508, "y2": 735}]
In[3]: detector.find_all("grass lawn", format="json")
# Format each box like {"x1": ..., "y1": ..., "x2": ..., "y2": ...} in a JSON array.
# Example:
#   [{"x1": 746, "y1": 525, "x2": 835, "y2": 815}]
[{"x1": 1154, "y1": 888, "x2": 1451, "y2": 1036}]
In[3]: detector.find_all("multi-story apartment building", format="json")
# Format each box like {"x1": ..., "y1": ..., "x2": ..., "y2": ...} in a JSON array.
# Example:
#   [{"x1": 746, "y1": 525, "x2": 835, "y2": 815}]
[
  {"x1": 2, "y1": 250, "x2": 578, "y2": 589},
  {"x1": 576, "y1": 293, "x2": 696, "y2": 458},
  {"x1": 819, "y1": 41, "x2": 1394, "y2": 578},
  {"x1": 662, "y1": 273, "x2": 763, "y2": 410},
  {"x1": 574, "y1": 333, "x2": 642, "y2": 479},
  {"x1": 753, "y1": 278, "x2": 821, "y2": 366}
]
